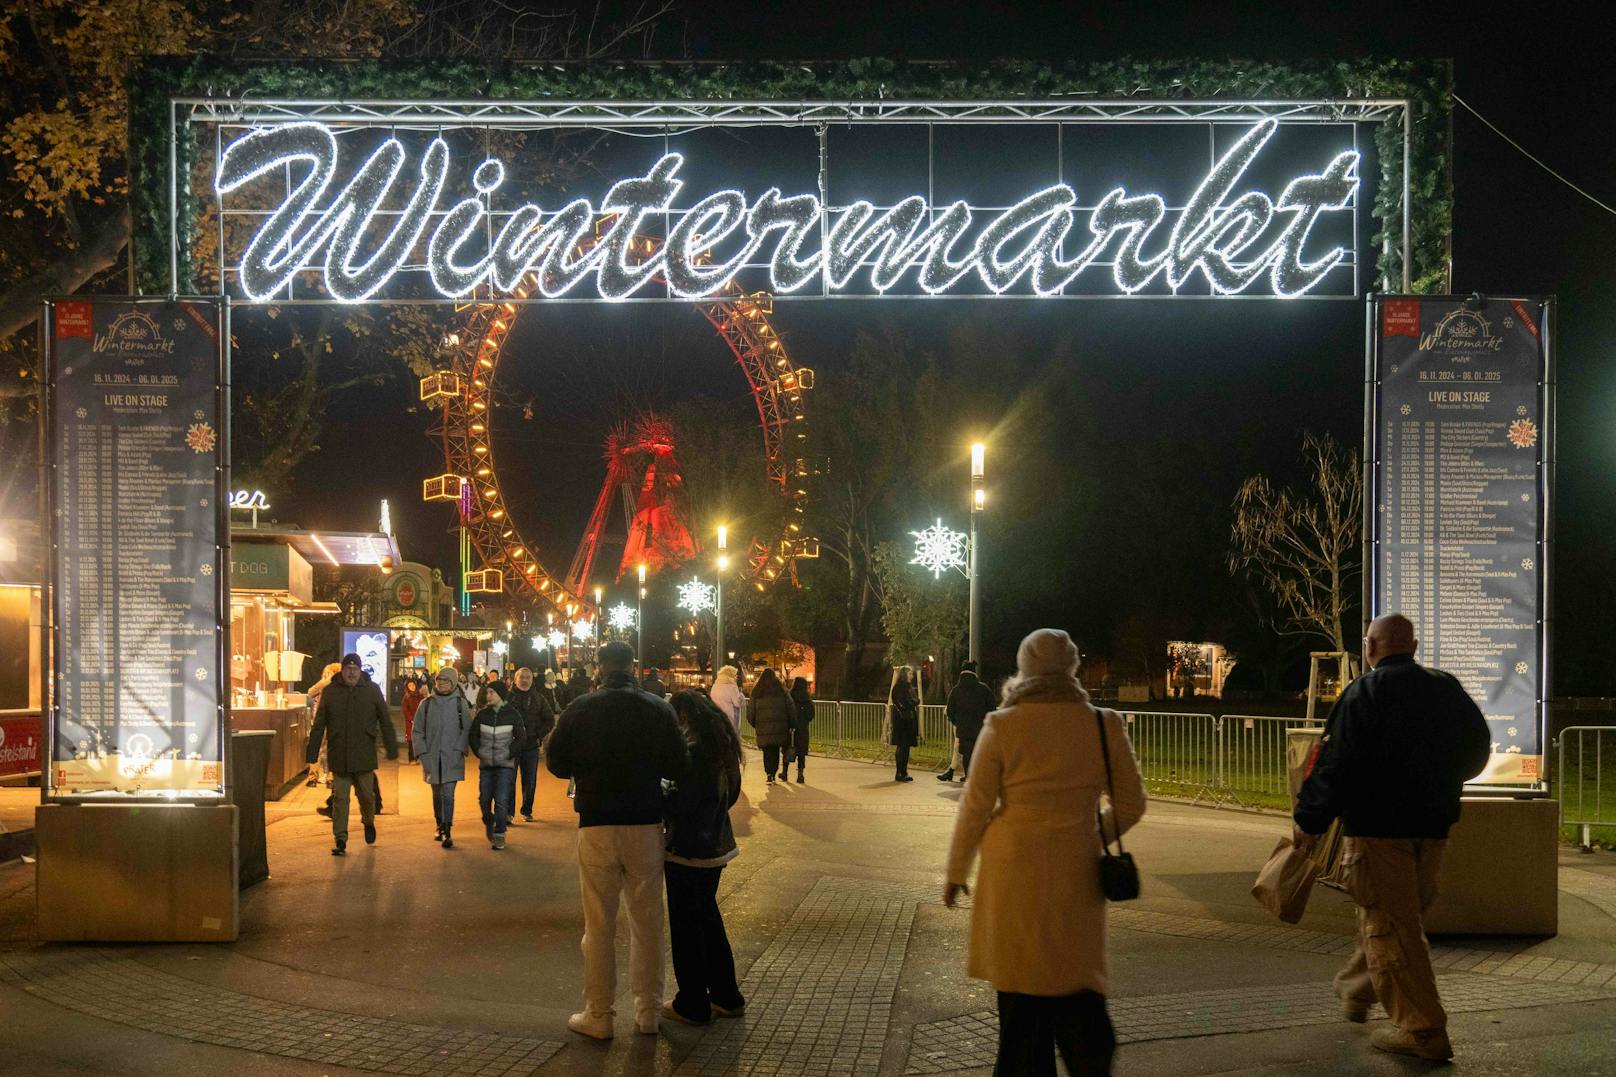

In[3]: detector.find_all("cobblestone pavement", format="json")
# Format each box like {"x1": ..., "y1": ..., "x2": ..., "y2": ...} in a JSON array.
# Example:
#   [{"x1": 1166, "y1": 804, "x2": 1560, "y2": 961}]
[
  {"x1": 903, "y1": 972, "x2": 1616, "y2": 1073},
  {"x1": 0, "y1": 948, "x2": 564, "y2": 1076},
  {"x1": 1110, "y1": 905, "x2": 1616, "y2": 988},
  {"x1": 667, "y1": 876, "x2": 931, "y2": 1076}
]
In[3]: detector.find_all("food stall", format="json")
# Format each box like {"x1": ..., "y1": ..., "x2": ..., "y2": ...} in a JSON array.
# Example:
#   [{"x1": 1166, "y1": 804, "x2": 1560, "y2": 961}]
[
  {"x1": 228, "y1": 525, "x2": 401, "y2": 799},
  {"x1": 0, "y1": 520, "x2": 43, "y2": 785}
]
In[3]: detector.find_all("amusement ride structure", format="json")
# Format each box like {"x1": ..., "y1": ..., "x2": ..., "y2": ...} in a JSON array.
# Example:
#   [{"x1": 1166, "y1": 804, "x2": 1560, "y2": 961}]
[{"x1": 421, "y1": 229, "x2": 819, "y2": 622}]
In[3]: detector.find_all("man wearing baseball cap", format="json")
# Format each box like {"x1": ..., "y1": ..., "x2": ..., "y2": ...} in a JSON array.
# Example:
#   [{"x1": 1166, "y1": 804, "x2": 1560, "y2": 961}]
[{"x1": 307, "y1": 652, "x2": 398, "y2": 856}]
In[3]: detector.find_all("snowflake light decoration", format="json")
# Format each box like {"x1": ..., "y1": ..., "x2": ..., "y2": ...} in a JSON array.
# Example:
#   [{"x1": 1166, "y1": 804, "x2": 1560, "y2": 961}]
[
  {"x1": 608, "y1": 603, "x2": 637, "y2": 632},
  {"x1": 185, "y1": 422, "x2": 217, "y2": 453},
  {"x1": 546, "y1": 629, "x2": 567, "y2": 651},
  {"x1": 677, "y1": 576, "x2": 717, "y2": 616},
  {"x1": 910, "y1": 518, "x2": 969, "y2": 579},
  {"x1": 491, "y1": 639, "x2": 508, "y2": 655},
  {"x1": 571, "y1": 618, "x2": 594, "y2": 642}
]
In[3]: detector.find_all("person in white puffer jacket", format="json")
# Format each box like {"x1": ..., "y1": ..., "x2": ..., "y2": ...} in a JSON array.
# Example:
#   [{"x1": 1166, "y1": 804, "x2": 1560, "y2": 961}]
[{"x1": 709, "y1": 665, "x2": 745, "y2": 737}]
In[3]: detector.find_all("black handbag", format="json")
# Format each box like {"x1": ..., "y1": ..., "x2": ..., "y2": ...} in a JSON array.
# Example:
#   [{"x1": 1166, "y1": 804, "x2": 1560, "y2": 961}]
[{"x1": 1094, "y1": 707, "x2": 1141, "y2": 902}]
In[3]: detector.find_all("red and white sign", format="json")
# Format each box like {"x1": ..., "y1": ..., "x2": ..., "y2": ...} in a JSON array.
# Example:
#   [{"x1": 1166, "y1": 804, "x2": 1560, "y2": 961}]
[
  {"x1": 1381, "y1": 298, "x2": 1420, "y2": 338},
  {"x1": 0, "y1": 713, "x2": 42, "y2": 778}
]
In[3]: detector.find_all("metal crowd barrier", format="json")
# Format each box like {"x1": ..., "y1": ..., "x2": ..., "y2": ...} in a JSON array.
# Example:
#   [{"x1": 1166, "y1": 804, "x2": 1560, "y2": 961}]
[
  {"x1": 1558, "y1": 726, "x2": 1616, "y2": 849},
  {"x1": 733, "y1": 698, "x2": 1320, "y2": 812}
]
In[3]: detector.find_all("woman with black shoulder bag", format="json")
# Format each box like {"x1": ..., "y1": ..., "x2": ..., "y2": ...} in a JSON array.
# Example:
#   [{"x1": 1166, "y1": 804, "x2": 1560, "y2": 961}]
[{"x1": 944, "y1": 629, "x2": 1147, "y2": 1076}]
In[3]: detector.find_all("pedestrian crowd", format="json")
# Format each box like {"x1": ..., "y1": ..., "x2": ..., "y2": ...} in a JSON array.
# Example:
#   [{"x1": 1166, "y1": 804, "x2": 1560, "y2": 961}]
[{"x1": 304, "y1": 611, "x2": 1482, "y2": 1074}]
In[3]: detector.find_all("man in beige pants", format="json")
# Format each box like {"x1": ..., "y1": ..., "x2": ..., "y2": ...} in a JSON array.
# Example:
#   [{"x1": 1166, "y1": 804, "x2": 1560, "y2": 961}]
[
  {"x1": 1294, "y1": 615, "x2": 1490, "y2": 1062},
  {"x1": 547, "y1": 641, "x2": 689, "y2": 1039}
]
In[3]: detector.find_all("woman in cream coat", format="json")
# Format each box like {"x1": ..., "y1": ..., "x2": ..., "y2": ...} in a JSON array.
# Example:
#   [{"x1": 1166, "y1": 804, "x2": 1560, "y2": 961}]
[{"x1": 945, "y1": 628, "x2": 1147, "y2": 1076}]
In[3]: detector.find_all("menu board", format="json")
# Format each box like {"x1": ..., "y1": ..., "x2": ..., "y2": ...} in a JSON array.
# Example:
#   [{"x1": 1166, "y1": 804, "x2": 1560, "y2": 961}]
[
  {"x1": 48, "y1": 298, "x2": 226, "y2": 796},
  {"x1": 1372, "y1": 296, "x2": 1550, "y2": 786}
]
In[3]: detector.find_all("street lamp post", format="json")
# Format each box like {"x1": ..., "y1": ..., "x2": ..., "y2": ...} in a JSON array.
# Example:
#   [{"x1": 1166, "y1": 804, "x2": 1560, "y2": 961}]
[
  {"x1": 715, "y1": 526, "x2": 728, "y2": 674},
  {"x1": 593, "y1": 585, "x2": 603, "y2": 666},
  {"x1": 969, "y1": 442, "x2": 985, "y2": 665},
  {"x1": 637, "y1": 563, "x2": 647, "y2": 678}
]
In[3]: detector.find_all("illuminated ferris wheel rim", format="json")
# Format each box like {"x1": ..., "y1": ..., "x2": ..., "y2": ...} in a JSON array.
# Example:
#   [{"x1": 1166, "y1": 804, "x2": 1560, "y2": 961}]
[{"x1": 424, "y1": 232, "x2": 817, "y2": 619}]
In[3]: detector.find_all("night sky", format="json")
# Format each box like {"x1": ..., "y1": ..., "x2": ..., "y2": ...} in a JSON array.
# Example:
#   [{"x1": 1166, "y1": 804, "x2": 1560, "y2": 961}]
[{"x1": 270, "y1": 3, "x2": 1616, "y2": 691}]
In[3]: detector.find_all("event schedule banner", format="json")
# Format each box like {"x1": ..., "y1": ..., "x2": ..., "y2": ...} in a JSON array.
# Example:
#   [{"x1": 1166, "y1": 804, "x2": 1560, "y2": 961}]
[
  {"x1": 1370, "y1": 295, "x2": 1551, "y2": 786},
  {"x1": 48, "y1": 298, "x2": 227, "y2": 796}
]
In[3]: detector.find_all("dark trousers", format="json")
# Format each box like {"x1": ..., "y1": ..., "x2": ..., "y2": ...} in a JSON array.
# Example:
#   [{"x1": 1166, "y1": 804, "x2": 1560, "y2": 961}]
[
  {"x1": 430, "y1": 781, "x2": 457, "y2": 830},
  {"x1": 664, "y1": 862, "x2": 744, "y2": 1022},
  {"x1": 995, "y1": 990, "x2": 1115, "y2": 1077},
  {"x1": 479, "y1": 766, "x2": 516, "y2": 835},
  {"x1": 517, "y1": 747, "x2": 540, "y2": 816},
  {"x1": 960, "y1": 737, "x2": 977, "y2": 779},
  {"x1": 791, "y1": 725, "x2": 809, "y2": 775},
  {"x1": 895, "y1": 744, "x2": 911, "y2": 778},
  {"x1": 762, "y1": 745, "x2": 782, "y2": 777}
]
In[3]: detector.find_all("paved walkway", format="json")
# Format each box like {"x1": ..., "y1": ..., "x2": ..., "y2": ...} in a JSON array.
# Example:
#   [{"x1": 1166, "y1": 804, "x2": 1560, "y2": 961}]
[{"x1": 4, "y1": 750, "x2": 1616, "y2": 1075}]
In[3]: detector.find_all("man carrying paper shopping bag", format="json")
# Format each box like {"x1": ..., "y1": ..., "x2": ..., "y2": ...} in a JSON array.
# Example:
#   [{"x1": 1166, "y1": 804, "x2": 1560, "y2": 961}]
[{"x1": 1293, "y1": 614, "x2": 1489, "y2": 1063}]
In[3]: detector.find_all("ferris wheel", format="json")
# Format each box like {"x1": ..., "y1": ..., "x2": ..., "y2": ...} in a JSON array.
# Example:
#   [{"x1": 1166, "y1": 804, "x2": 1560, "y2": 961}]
[{"x1": 421, "y1": 232, "x2": 819, "y2": 620}]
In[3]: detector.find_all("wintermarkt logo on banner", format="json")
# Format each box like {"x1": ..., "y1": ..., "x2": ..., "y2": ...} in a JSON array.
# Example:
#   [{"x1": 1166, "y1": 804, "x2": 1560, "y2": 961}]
[
  {"x1": 1419, "y1": 308, "x2": 1504, "y2": 353},
  {"x1": 93, "y1": 310, "x2": 177, "y2": 356}
]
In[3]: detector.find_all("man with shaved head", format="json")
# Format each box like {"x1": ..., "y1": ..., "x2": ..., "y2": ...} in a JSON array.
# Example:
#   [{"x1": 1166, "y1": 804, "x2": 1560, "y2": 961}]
[{"x1": 1294, "y1": 614, "x2": 1489, "y2": 1061}]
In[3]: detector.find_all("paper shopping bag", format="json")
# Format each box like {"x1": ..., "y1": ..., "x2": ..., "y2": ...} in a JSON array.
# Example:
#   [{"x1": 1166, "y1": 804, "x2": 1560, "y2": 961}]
[{"x1": 1251, "y1": 836, "x2": 1319, "y2": 924}]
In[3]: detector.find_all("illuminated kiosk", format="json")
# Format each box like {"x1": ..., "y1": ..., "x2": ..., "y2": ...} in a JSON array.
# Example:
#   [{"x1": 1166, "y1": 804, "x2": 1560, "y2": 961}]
[{"x1": 227, "y1": 525, "x2": 400, "y2": 802}]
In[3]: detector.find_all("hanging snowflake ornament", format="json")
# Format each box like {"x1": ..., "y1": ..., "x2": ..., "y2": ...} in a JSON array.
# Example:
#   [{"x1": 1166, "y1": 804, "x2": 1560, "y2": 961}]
[
  {"x1": 677, "y1": 576, "x2": 717, "y2": 616},
  {"x1": 1506, "y1": 418, "x2": 1538, "y2": 449},
  {"x1": 491, "y1": 639, "x2": 508, "y2": 655},
  {"x1": 546, "y1": 629, "x2": 567, "y2": 651},
  {"x1": 910, "y1": 518, "x2": 969, "y2": 579},
  {"x1": 571, "y1": 618, "x2": 594, "y2": 642},
  {"x1": 185, "y1": 422, "x2": 217, "y2": 453},
  {"x1": 608, "y1": 603, "x2": 637, "y2": 632}
]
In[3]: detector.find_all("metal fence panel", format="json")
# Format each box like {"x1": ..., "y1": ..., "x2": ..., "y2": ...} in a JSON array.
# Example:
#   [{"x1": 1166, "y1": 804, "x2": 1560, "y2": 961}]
[
  {"x1": 1558, "y1": 726, "x2": 1616, "y2": 848},
  {"x1": 1116, "y1": 711, "x2": 1218, "y2": 804},
  {"x1": 1220, "y1": 715, "x2": 1325, "y2": 810}
]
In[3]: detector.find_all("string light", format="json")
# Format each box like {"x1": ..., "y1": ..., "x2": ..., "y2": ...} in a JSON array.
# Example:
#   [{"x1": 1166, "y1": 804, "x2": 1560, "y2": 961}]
[{"x1": 217, "y1": 121, "x2": 1361, "y2": 301}]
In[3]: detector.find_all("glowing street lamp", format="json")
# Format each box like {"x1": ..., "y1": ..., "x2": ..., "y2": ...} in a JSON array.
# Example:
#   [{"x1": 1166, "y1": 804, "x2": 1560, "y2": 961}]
[
  {"x1": 637, "y1": 563, "x2": 647, "y2": 676},
  {"x1": 593, "y1": 584, "x2": 604, "y2": 661},
  {"x1": 715, "y1": 525, "x2": 729, "y2": 671},
  {"x1": 970, "y1": 441, "x2": 986, "y2": 664}
]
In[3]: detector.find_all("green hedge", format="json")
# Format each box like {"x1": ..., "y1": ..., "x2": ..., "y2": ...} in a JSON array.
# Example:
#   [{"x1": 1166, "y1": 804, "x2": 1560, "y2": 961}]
[{"x1": 128, "y1": 56, "x2": 1452, "y2": 296}]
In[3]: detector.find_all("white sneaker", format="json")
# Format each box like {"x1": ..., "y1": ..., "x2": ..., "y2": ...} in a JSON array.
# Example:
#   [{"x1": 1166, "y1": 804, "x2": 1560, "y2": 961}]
[{"x1": 568, "y1": 1011, "x2": 614, "y2": 1040}]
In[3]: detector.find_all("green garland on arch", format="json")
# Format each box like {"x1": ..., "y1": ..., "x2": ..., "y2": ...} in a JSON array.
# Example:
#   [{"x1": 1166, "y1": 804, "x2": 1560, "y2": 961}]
[{"x1": 128, "y1": 56, "x2": 1452, "y2": 296}]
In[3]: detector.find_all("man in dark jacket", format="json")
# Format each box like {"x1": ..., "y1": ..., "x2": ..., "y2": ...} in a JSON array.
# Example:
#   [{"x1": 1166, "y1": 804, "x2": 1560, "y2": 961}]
[
  {"x1": 508, "y1": 666, "x2": 556, "y2": 823},
  {"x1": 1295, "y1": 614, "x2": 1489, "y2": 1063},
  {"x1": 939, "y1": 662, "x2": 996, "y2": 783},
  {"x1": 640, "y1": 668, "x2": 668, "y2": 699},
  {"x1": 547, "y1": 641, "x2": 690, "y2": 1040},
  {"x1": 307, "y1": 653, "x2": 398, "y2": 856}
]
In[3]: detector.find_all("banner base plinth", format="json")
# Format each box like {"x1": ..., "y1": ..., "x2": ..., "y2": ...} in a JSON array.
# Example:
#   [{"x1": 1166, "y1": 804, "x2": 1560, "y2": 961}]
[
  {"x1": 35, "y1": 803, "x2": 238, "y2": 942},
  {"x1": 1426, "y1": 797, "x2": 1558, "y2": 936}
]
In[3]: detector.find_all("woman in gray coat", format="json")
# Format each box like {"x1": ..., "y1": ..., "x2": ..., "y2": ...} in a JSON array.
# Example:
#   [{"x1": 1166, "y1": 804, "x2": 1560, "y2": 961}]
[{"x1": 412, "y1": 667, "x2": 472, "y2": 849}]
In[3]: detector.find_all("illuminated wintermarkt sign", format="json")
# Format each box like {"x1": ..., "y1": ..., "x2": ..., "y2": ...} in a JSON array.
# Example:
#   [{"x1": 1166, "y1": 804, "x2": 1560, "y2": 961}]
[{"x1": 198, "y1": 98, "x2": 1405, "y2": 303}]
